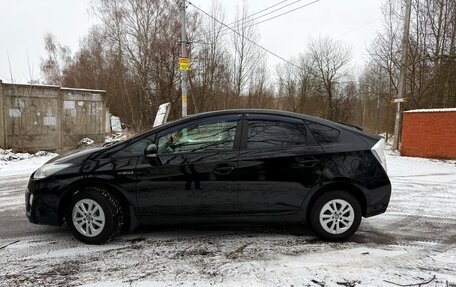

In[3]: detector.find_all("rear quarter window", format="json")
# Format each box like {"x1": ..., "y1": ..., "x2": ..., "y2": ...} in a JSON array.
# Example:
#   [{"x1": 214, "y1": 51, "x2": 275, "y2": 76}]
[{"x1": 305, "y1": 120, "x2": 340, "y2": 144}]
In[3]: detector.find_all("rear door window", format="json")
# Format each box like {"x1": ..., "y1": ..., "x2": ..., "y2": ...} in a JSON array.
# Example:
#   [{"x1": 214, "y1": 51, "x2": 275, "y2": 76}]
[
  {"x1": 305, "y1": 120, "x2": 340, "y2": 144},
  {"x1": 246, "y1": 118, "x2": 311, "y2": 149}
]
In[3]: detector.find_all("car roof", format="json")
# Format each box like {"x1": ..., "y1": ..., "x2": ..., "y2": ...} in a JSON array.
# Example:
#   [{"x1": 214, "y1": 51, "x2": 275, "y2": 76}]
[
  {"x1": 158, "y1": 109, "x2": 355, "y2": 132},
  {"x1": 165, "y1": 109, "x2": 318, "y2": 124}
]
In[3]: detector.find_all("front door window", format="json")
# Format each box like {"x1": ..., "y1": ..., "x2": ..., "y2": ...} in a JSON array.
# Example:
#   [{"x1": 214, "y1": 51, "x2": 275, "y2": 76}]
[{"x1": 157, "y1": 120, "x2": 237, "y2": 154}]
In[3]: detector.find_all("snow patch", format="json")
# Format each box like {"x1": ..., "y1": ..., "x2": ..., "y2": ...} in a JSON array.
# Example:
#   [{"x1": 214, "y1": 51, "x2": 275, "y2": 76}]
[
  {"x1": 0, "y1": 149, "x2": 56, "y2": 162},
  {"x1": 105, "y1": 133, "x2": 129, "y2": 144},
  {"x1": 26, "y1": 244, "x2": 127, "y2": 260},
  {"x1": 78, "y1": 137, "x2": 95, "y2": 148},
  {"x1": 432, "y1": 248, "x2": 456, "y2": 264},
  {"x1": 0, "y1": 149, "x2": 58, "y2": 177},
  {"x1": 404, "y1": 108, "x2": 456, "y2": 113}
]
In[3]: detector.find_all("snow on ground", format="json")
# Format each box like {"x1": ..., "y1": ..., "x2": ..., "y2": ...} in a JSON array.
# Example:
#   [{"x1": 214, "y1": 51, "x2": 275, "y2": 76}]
[
  {"x1": 0, "y1": 151, "x2": 455, "y2": 286},
  {"x1": 0, "y1": 149, "x2": 58, "y2": 177}
]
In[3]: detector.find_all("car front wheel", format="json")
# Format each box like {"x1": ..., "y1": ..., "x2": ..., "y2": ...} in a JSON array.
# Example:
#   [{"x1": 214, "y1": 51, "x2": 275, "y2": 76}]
[
  {"x1": 67, "y1": 187, "x2": 124, "y2": 244},
  {"x1": 309, "y1": 191, "x2": 362, "y2": 241}
]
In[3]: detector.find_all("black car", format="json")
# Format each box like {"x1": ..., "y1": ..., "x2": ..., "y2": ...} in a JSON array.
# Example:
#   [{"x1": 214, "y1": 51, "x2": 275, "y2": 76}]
[{"x1": 26, "y1": 109, "x2": 391, "y2": 244}]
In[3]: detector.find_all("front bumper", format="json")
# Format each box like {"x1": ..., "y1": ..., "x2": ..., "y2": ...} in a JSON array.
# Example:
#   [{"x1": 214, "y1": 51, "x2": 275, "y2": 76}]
[{"x1": 26, "y1": 180, "x2": 60, "y2": 226}]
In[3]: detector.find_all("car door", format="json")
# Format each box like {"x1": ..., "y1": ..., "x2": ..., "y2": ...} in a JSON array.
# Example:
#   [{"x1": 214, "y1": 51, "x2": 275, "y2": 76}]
[
  {"x1": 237, "y1": 114, "x2": 324, "y2": 215},
  {"x1": 136, "y1": 114, "x2": 242, "y2": 218}
]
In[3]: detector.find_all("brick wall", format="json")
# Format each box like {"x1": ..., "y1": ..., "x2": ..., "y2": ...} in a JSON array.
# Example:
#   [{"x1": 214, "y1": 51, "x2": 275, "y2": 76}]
[{"x1": 401, "y1": 109, "x2": 456, "y2": 159}]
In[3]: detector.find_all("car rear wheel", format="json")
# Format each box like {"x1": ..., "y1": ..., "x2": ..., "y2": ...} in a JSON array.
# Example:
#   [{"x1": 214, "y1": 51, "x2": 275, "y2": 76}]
[
  {"x1": 67, "y1": 187, "x2": 124, "y2": 244},
  {"x1": 309, "y1": 191, "x2": 362, "y2": 241}
]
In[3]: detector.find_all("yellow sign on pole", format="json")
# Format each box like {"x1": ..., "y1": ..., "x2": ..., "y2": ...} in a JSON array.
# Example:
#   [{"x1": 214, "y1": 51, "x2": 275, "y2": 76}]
[{"x1": 179, "y1": 57, "x2": 189, "y2": 70}]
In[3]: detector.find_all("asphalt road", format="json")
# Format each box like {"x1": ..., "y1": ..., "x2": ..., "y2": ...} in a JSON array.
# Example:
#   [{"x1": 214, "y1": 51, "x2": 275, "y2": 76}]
[
  {"x1": 0, "y1": 158, "x2": 455, "y2": 286},
  {"x1": 1, "y1": 171, "x2": 455, "y2": 246}
]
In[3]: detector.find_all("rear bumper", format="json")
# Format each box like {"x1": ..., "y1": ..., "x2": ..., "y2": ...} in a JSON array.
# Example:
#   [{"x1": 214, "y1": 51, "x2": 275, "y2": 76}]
[
  {"x1": 365, "y1": 202, "x2": 389, "y2": 217},
  {"x1": 26, "y1": 181, "x2": 60, "y2": 226},
  {"x1": 364, "y1": 182, "x2": 391, "y2": 218}
]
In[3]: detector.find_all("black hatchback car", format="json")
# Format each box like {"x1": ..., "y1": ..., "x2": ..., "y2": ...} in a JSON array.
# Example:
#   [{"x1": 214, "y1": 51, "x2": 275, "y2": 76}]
[{"x1": 26, "y1": 109, "x2": 391, "y2": 244}]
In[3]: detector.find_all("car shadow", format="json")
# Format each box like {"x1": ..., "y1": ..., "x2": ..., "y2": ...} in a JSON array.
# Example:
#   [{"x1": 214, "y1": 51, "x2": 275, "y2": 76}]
[{"x1": 125, "y1": 223, "x2": 316, "y2": 239}]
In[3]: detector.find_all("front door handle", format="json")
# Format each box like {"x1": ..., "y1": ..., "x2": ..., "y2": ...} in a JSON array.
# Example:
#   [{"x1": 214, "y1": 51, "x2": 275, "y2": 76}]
[
  {"x1": 212, "y1": 166, "x2": 235, "y2": 176},
  {"x1": 298, "y1": 159, "x2": 319, "y2": 168}
]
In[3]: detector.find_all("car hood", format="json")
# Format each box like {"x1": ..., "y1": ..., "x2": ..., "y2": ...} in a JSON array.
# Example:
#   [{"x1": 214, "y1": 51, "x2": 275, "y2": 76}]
[{"x1": 46, "y1": 147, "x2": 106, "y2": 164}]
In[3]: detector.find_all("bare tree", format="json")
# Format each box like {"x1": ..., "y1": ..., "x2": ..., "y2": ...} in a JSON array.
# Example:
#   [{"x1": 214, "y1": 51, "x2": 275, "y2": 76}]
[
  {"x1": 231, "y1": 2, "x2": 261, "y2": 102},
  {"x1": 276, "y1": 59, "x2": 299, "y2": 112},
  {"x1": 368, "y1": 0, "x2": 456, "y2": 109},
  {"x1": 41, "y1": 34, "x2": 72, "y2": 85},
  {"x1": 307, "y1": 36, "x2": 352, "y2": 120},
  {"x1": 37, "y1": 0, "x2": 455, "y2": 138},
  {"x1": 247, "y1": 55, "x2": 273, "y2": 109},
  {"x1": 189, "y1": 0, "x2": 232, "y2": 112},
  {"x1": 296, "y1": 55, "x2": 320, "y2": 115}
]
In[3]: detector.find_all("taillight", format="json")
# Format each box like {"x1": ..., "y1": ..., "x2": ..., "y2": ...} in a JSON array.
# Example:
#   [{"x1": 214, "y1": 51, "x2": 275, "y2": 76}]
[{"x1": 371, "y1": 138, "x2": 387, "y2": 172}]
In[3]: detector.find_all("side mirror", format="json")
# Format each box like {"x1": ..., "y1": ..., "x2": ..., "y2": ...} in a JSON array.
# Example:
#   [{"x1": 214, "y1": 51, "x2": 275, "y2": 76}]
[{"x1": 145, "y1": 143, "x2": 158, "y2": 158}]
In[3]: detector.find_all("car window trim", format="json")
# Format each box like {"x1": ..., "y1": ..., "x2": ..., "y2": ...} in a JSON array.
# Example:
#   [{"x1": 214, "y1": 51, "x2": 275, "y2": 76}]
[
  {"x1": 245, "y1": 113, "x2": 305, "y2": 124},
  {"x1": 154, "y1": 148, "x2": 241, "y2": 156}
]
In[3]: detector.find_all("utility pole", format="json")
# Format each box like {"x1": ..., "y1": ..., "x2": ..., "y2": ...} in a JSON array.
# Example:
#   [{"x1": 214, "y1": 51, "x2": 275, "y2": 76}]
[
  {"x1": 393, "y1": 0, "x2": 412, "y2": 150},
  {"x1": 180, "y1": 0, "x2": 188, "y2": 117},
  {"x1": 376, "y1": 94, "x2": 380, "y2": 134}
]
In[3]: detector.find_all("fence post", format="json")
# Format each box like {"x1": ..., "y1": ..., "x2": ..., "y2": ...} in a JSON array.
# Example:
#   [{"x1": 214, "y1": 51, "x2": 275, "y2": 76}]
[
  {"x1": 0, "y1": 80, "x2": 4, "y2": 148},
  {"x1": 58, "y1": 87, "x2": 63, "y2": 152}
]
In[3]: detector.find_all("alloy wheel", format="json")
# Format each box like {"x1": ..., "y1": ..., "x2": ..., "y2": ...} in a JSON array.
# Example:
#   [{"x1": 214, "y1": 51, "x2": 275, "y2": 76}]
[
  {"x1": 72, "y1": 199, "x2": 106, "y2": 237},
  {"x1": 319, "y1": 199, "x2": 355, "y2": 234}
]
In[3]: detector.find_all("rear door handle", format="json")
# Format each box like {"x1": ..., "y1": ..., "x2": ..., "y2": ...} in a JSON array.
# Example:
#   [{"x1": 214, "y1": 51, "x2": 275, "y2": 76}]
[
  {"x1": 298, "y1": 159, "x2": 319, "y2": 168},
  {"x1": 212, "y1": 166, "x2": 235, "y2": 176}
]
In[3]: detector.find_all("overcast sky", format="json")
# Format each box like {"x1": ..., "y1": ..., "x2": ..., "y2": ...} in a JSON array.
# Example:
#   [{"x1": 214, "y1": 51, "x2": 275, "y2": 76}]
[{"x1": 0, "y1": 0, "x2": 384, "y2": 84}]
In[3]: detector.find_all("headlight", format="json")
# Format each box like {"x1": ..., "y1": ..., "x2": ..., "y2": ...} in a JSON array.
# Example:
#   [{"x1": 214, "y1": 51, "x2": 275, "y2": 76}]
[{"x1": 33, "y1": 163, "x2": 73, "y2": 179}]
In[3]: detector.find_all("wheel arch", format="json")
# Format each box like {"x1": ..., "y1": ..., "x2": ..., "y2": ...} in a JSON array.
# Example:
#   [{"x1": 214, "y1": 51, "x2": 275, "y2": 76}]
[
  {"x1": 58, "y1": 179, "x2": 137, "y2": 232},
  {"x1": 303, "y1": 181, "x2": 368, "y2": 221}
]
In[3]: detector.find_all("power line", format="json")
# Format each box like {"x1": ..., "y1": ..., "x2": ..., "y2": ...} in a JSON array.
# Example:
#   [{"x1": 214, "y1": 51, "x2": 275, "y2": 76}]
[
  {"x1": 197, "y1": 0, "x2": 303, "y2": 40},
  {"x1": 188, "y1": 1, "x2": 304, "y2": 71},
  {"x1": 242, "y1": 0, "x2": 320, "y2": 29},
  {"x1": 195, "y1": 0, "x2": 324, "y2": 43},
  {"x1": 206, "y1": 0, "x2": 321, "y2": 42},
  {"x1": 212, "y1": 0, "x2": 290, "y2": 32},
  {"x1": 335, "y1": 18, "x2": 380, "y2": 39}
]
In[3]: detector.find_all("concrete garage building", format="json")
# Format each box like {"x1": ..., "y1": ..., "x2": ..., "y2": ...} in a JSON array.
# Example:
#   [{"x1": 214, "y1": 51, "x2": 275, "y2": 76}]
[
  {"x1": 401, "y1": 108, "x2": 456, "y2": 159},
  {"x1": 0, "y1": 80, "x2": 107, "y2": 152}
]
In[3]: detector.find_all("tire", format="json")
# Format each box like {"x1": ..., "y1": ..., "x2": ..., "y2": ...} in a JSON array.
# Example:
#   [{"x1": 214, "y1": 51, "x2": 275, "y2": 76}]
[
  {"x1": 67, "y1": 187, "x2": 124, "y2": 244},
  {"x1": 309, "y1": 190, "x2": 362, "y2": 241}
]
